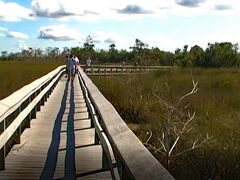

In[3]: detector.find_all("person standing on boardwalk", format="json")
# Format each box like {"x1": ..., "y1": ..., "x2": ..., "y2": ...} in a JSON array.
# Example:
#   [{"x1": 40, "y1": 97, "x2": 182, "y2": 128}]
[
  {"x1": 73, "y1": 55, "x2": 79, "y2": 73},
  {"x1": 66, "y1": 54, "x2": 77, "y2": 82},
  {"x1": 86, "y1": 57, "x2": 91, "y2": 67}
]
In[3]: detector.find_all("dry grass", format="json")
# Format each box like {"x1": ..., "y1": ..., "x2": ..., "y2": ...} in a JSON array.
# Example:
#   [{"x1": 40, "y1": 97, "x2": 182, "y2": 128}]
[
  {"x1": 91, "y1": 68, "x2": 240, "y2": 179},
  {"x1": 0, "y1": 60, "x2": 64, "y2": 100}
]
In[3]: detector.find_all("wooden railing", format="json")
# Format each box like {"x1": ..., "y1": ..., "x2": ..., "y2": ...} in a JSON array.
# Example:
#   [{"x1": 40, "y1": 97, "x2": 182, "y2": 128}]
[
  {"x1": 0, "y1": 66, "x2": 65, "y2": 170},
  {"x1": 78, "y1": 67, "x2": 174, "y2": 179},
  {"x1": 81, "y1": 65, "x2": 174, "y2": 76}
]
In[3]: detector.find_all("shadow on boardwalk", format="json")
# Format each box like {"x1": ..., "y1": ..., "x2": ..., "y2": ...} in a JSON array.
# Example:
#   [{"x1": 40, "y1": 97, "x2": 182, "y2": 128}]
[{"x1": 40, "y1": 80, "x2": 76, "y2": 179}]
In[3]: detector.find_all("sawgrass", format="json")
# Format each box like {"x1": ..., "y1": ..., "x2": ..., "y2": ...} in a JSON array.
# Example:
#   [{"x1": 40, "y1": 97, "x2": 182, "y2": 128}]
[
  {"x1": 91, "y1": 68, "x2": 240, "y2": 179},
  {"x1": 0, "y1": 60, "x2": 64, "y2": 100}
]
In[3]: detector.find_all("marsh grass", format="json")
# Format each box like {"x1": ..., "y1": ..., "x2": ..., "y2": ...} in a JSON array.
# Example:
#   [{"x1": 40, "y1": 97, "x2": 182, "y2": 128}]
[
  {"x1": 91, "y1": 68, "x2": 240, "y2": 179},
  {"x1": 0, "y1": 60, "x2": 64, "y2": 100}
]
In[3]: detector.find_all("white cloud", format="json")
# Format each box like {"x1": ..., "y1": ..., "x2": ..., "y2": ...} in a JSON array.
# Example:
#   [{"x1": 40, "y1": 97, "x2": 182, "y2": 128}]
[
  {"x1": 0, "y1": 26, "x2": 8, "y2": 31},
  {"x1": 28, "y1": 0, "x2": 240, "y2": 21},
  {"x1": 7, "y1": 31, "x2": 28, "y2": 40},
  {"x1": 30, "y1": 0, "x2": 168, "y2": 21},
  {"x1": 31, "y1": 0, "x2": 77, "y2": 18},
  {"x1": 38, "y1": 24, "x2": 83, "y2": 41},
  {"x1": 0, "y1": 0, "x2": 32, "y2": 22},
  {"x1": 0, "y1": 26, "x2": 29, "y2": 40},
  {"x1": 0, "y1": 0, "x2": 239, "y2": 22}
]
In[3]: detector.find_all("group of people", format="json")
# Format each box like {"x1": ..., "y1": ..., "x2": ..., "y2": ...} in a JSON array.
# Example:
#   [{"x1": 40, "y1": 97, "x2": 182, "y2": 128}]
[
  {"x1": 65, "y1": 54, "x2": 79, "y2": 81},
  {"x1": 65, "y1": 55, "x2": 92, "y2": 81}
]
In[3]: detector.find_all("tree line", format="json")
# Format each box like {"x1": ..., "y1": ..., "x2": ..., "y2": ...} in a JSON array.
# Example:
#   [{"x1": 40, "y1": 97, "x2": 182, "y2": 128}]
[{"x1": 1, "y1": 37, "x2": 240, "y2": 67}]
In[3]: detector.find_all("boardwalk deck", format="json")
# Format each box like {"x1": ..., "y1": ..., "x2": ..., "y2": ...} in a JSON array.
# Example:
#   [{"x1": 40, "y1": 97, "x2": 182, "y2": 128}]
[{"x1": 0, "y1": 76, "x2": 113, "y2": 179}]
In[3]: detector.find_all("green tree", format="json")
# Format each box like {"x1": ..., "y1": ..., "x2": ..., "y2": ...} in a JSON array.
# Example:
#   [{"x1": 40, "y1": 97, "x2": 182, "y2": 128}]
[
  {"x1": 205, "y1": 42, "x2": 238, "y2": 67},
  {"x1": 189, "y1": 45, "x2": 205, "y2": 66}
]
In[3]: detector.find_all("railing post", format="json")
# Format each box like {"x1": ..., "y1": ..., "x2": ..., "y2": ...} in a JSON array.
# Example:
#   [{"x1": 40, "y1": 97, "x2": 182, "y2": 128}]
[
  {"x1": 90, "y1": 115, "x2": 94, "y2": 128},
  {"x1": 94, "y1": 131, "x2": 100, "y2": 145},
  {"x1": 31, "y1": 92, "x2": 37, "y2": 118},
  {"x1": 102, "y1": 149, "x2": 109, "y2": 170},
  {"x1": 41, "y1": 85, "x2": 46, "y2": 106},
  {"x1": 116, "y1": 155, "x2": 131, "y2": 180},
  {"x1": 41, "y1": 95, "x2": 45, "y2": 106},
  {"x1": 0, "y1": 146, "x2": 5, "y2": 170},
  {"x1": 25, "y1": 97, "x2": 31, "y2": 128},
  {"x1": 98, "y1": 68, "x2": 100, "y2": 76},
  {"x1": 0, "y1": 119, "x2": 6, "y2": 170},
  {"x1": 15, "y1": 107, "x2": 21, "y2": 144},
  {"x1": 91, "y1": 67, "x2": 93, "y2": 75},
  {"x1": 44, "y1": 90, "x2": 48, "y2": 102},
  {"x1": 26, "y1": 114, "x2": 31, "y2": 128},
  {"x1": 15, "y1": 126, "x2": 21, "y2": 144}
]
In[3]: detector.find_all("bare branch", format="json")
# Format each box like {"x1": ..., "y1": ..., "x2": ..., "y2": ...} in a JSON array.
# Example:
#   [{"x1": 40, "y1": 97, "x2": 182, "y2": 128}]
[
  {"x1": 173, "y1": 135, "x2": 216, "y2": 157},
  {"x1": 145, "y1": 130, "x2": 152, "y2": 144},
  {"x1": 158, "y1": 137, "x2": 167, "y2": 153},
  {"x1": 155, "y1": 148, "x2": 167, "y2": 155},
  {"x1": 169, "y1": 136, "x2": 180, "y2": 156},
  {"x1": 192, "y1": 139, "x2": 199, "y2": 149},
  {"x1": 153, "y1": 92, "x2": 178, "y2": 112},
  {"x1": 179, "y1": 80, "x2": 198, "y2": 101},
  {"x1": 180, "y1": 112, "x2": 195, "y2": 134}
]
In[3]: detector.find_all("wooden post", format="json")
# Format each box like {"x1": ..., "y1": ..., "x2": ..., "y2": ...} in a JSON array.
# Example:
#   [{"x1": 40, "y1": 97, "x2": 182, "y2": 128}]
[
  {"x1": 37, "y1": 102, "x2": 41, "y2": 111},
  {"x1": 31, "y1": 107, "x2": 37, "y2": 118},
  {"x1": 41, "y1": 97, "x2": 45, "y2": 106},
  {"x1": 116, "y1": 155, "x2": 122, "y2": 178},
  {"x1": 116, "y1": 155, "x2": 130, "y2": 180},
  {"x1": 26, "y1": 113, "x2": 31, "y2": 128},
  {"x1": 0, "y1": 146, "x2": 5, "y2": 170},
  {"x1": 90, "y1": 116, "x2": 94, "y2": 128},
  {"x1": 15, "y1": 126, "x2": 21, "y2": 144},
  {"x1": 15, "y1": 107, "x2": 21, "y2": 144},
  {"x1": 102, "y1": 150, "x2": 109, "y2": 170},
  {"x1": 45, "y1": 92, "x2": 48, "y2": 102},
  {"x1": 0, "y1": 119, "x2": 6, "y2": 170},
  {"x1": 94, "y1": 130, "x2": 100, "y2": 145}
]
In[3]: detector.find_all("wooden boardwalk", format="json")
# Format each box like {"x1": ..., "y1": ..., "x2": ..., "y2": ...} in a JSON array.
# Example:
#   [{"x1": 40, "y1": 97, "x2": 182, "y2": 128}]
[{"x1": 0, "y1": 76, "x2": 113, "y2": 179}]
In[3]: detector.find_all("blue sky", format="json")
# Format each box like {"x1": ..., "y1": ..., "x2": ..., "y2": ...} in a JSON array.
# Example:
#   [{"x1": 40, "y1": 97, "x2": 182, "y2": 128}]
[{"x1": 0, "y1": 0, "x2": 240, "y2": 53}]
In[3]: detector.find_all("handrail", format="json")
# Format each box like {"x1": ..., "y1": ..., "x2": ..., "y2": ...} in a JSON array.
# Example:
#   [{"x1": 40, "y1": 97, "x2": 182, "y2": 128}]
[
  {"x1": 0, "y1": 66, "x2": 65, "y2": 122},
  {"x1": 81, "y1": 65, "x2": 174, "y2": 76},
  {"x1": 78, "y1": 67, "x2": 174, "y2": 179},
  {"x1": 80, "y1": 65, "x2": 174, "y2": 69},
  {"x1": 78, "y1": 71, "x2": 120, "y2": 179},
  {"x1": 0, "y1": 65, "x2": 65, "y2": 170}
]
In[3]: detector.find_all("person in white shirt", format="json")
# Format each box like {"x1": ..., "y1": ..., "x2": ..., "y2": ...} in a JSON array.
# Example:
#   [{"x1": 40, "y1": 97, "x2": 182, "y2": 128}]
[
  {"x1": 66, "y1": 55, "x2": 77, "y2": 81},
  {"x1": 86, "y1": 57, "x2": 91, "y2": 67},
  {"x1": 73, "y1": 55, "x2": 79, "y2": 73}
]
